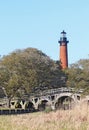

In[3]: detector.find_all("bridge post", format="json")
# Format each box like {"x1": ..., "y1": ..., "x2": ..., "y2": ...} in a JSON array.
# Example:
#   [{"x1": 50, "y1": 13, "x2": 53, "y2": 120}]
[
  {"x1": 10, "y1": 100, "x2": 18, "y2": 109},
  {"x1": 33, "y1": 103, "x2": 38, "y2": 110},
  {"x1": 30, "y1": 98, "x2": 39, "y2": 110},
  {"x1": 51, "y1": 102, "x2": 56, "y2": 110},
  {"x1": 20, "y1": 101, "x2": 27, "y2": 109}
]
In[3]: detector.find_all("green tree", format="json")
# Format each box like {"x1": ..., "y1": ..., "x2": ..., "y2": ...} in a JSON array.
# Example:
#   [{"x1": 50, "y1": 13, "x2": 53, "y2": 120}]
[
  {"x1": 65, "y1": 59, "x2": 89, "y2": 95},
  {"x1": 0, "y1": 48, "x2": 65, "y2": 101}
]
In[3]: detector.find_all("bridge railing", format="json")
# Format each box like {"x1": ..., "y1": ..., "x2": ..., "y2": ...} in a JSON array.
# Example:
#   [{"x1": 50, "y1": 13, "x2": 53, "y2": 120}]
[{"x1": 30, "y1": 87, "x2": 83, "y2": 97}]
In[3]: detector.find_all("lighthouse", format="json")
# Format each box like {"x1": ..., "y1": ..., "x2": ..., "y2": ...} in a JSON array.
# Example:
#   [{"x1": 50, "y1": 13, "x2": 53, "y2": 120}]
[{"x1": 58, "y1": 30, "x2": 69, "y2": 69}]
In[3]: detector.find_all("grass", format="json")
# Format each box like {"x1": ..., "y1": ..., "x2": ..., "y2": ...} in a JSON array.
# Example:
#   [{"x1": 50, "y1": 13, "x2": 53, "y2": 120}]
[{"x1": 0, "y1": 102, "x2": 89, "y2": 130}]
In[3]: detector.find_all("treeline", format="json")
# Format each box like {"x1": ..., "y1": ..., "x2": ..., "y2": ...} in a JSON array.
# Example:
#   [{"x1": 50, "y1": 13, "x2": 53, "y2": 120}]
[
  {"x1": 0, "y1": 48, "x2": 66, "y2": 101},
  {"x1": 0, "y1": 47, "x2": 89, "y2": 101},
  {"x1": 65, "y1": 59, "x2": 89, "y2": 95}
]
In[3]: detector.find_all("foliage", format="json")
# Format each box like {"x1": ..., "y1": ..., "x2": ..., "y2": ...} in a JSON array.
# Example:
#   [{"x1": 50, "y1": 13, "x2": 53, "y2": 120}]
[
  {"x1": 0, "y1": 48, "x2": 65, "y2": 99},
  {"x1": 65, "y1": 59, "x2": 89, "y2": 94},
  {"x1": 44, "y1": 106, "x2": 52, "y2": 113}
]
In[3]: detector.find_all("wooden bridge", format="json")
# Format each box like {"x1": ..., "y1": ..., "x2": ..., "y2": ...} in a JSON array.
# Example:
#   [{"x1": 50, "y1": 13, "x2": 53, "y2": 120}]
[{"x1": 10, "y1": 87, "x2": 82, "y2": 111}]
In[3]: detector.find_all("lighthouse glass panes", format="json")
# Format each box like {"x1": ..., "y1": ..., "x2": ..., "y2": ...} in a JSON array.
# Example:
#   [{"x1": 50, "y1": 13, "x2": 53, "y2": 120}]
[
  {"x1": 60, "y1": 31, "x2": 67, "y2": 43},
  {"x1": 61, "y1": 31, "x2": 66, "y2": 38}
]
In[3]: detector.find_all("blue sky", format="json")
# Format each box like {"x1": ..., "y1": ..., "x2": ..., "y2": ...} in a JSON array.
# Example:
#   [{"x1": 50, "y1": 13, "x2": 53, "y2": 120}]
[{"x1": 0, "y1": 0, "x2": 89, "y2": 65}]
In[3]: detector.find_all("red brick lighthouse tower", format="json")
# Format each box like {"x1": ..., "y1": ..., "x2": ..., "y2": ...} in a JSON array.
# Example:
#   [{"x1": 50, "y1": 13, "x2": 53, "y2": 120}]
[{"x1": 58, "y1": 30, "x2": 69, "y2": 69}]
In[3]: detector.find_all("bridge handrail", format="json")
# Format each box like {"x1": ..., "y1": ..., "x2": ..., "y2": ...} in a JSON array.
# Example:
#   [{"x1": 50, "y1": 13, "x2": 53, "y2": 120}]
[{"x1": 30, "y1": 87, "x2": 83, "y2": 97}]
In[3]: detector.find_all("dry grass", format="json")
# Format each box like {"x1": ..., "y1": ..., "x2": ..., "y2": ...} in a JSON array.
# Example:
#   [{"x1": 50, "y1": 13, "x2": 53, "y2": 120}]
[{"x1": 0, "y1": 103, "x2": 89, "y2": 130}]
